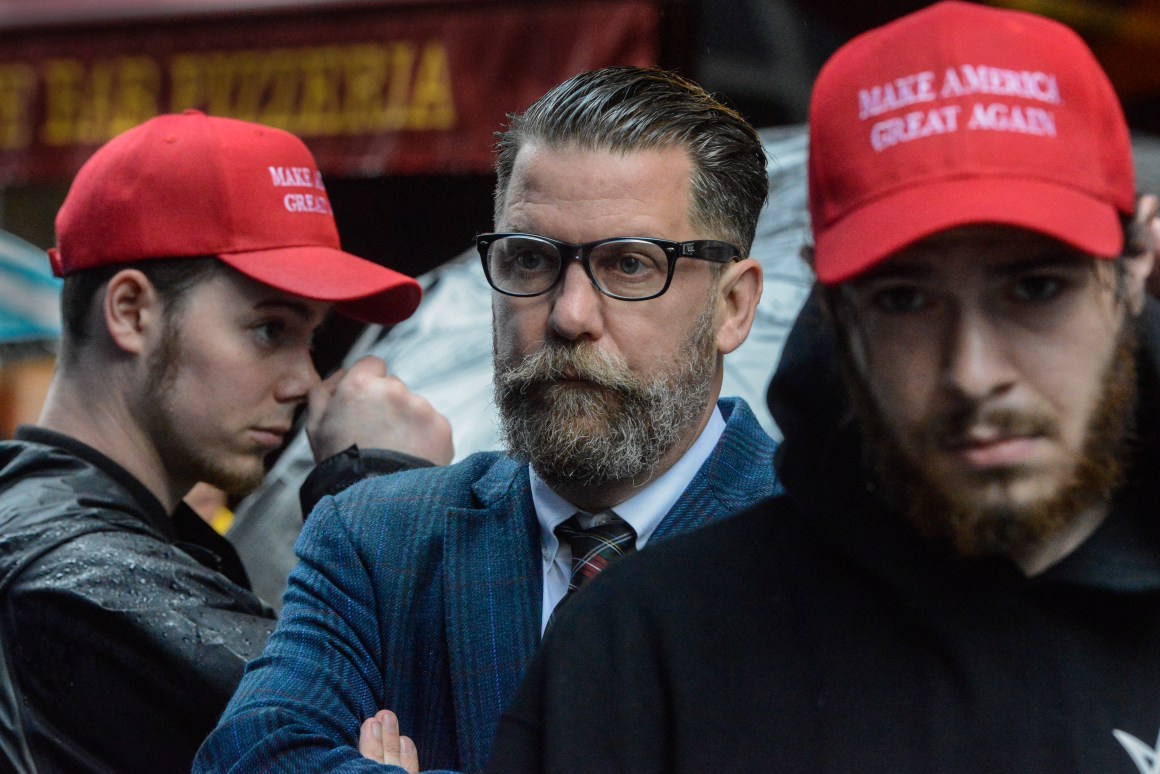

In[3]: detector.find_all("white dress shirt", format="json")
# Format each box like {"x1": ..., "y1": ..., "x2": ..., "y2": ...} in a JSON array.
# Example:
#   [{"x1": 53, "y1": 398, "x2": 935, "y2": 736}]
[{"x1": 530, "y1": 405, "x2": 727, "y2": 633}]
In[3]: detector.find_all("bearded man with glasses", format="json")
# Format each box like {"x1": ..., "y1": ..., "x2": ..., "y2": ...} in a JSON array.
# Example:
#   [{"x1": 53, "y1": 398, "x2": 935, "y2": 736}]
[
  {"x1": 197, "y1": 66, "x2": 780, "y2": 774},
  {"x1": 488, "y1": 5, "x2": 1160, "y2": 772}
]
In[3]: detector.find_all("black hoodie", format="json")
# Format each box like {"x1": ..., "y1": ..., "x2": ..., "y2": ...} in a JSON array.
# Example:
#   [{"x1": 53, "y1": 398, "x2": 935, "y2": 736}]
[{"x1": 489, "y1": 293, "x2": 1160, "y2": 774}]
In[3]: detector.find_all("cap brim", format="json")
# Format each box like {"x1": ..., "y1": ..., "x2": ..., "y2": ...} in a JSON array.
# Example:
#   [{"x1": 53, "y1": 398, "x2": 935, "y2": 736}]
[
  {"x1": 217, "y1": 246, "x2": 422, "y2": 325},
  {"x1": 813, "y1": 178, "x2": 1126, "y2": 285}
]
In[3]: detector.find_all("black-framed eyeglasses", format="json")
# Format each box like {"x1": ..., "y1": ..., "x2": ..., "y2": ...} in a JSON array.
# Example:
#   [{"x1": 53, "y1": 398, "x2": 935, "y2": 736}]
[{"x1": 476, "y1": 233, "x2": 741, "y2": 301}]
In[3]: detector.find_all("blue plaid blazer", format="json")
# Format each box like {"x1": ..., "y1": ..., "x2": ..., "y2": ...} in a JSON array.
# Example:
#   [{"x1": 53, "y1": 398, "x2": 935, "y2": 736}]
[{"x1": 195, "y1": 397, "x2": 778, "y2": 774}]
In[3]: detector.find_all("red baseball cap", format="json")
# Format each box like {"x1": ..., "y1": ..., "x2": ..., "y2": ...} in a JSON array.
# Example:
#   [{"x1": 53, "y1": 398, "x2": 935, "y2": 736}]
[
  {"x1": 807, "y1": 1, "x2": 1135, "y2": 285},
  {"x1": 49, "y1": 110, "x2": 421, "y2": 325}
]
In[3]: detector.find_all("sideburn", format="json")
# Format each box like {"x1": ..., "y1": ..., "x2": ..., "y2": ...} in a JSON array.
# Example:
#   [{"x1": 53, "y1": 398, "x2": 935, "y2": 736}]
[{"x1": 144, "y1": 312, "x2": 184, "y2": 399}]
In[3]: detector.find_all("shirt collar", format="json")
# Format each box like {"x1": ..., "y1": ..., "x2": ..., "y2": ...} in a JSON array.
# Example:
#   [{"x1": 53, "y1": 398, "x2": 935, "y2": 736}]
[
  {"x1": 14, "y1": 424, "x2": 175, "y2": 539},
  {"x1": 532, "y1": 405, "x2": 727, "y2": 555}
]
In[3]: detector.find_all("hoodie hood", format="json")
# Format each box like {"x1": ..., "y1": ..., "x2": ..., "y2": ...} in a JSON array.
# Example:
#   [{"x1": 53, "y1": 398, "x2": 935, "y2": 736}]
[{"x1": 766, "y1": 288, "x2": 1160, "y2": 590}]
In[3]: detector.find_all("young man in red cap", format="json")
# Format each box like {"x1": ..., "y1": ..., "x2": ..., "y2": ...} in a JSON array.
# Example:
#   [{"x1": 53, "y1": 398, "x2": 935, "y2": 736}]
[
  {"x1": 486, "y1": 4, "x2": 1160, "y2": 771},
  {"x1": 0, "y1": 111, "x2": 450, "y2": 773}
]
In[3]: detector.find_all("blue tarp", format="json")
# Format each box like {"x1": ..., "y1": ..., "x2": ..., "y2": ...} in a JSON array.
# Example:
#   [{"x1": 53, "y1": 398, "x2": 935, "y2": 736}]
[{"x1": 0, "y1": 230, "x2": 59, "y2": 346}]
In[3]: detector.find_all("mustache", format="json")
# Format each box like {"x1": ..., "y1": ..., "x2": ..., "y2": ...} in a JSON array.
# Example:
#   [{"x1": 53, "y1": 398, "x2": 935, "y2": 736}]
[
  {"x1": 495, "y1": 341, "x2": 638, "y2": 394},
  {"x1": 925, "y1": 404, "x2": 1059, "y2": 446}
]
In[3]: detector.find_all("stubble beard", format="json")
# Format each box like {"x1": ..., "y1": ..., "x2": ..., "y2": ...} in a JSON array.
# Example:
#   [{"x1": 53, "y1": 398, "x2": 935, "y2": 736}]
[
  {"x1": 845, "y1": 321, "x2": 1138, "y2": 560},
  {"x1": 141, "y1": 317, "x2": 267, "y2": 499},
  {"x1": 494, "y1": 302, "x2": 719, "y2": 491}
]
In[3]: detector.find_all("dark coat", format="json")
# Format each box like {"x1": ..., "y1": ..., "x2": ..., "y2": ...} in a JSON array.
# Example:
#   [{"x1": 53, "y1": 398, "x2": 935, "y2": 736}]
[
  {"x1": 195, "y1": 397, "x2": 779, "y2": 774},
  {"x1": 0, "y1": 428, "x2": 276, "y2": 774},
  {"x1": 487, "y1": 295, "x2": 1160, "y2": 774}
]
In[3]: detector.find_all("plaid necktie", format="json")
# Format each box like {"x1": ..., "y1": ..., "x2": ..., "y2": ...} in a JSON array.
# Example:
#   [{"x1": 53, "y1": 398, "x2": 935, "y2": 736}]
[{"x1": 555, "y1": 510, "x2": 637, "y2": 598}]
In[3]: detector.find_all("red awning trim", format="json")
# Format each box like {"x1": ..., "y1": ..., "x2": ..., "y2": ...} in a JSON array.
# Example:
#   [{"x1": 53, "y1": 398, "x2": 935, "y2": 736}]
[
  {"x1": 0, "y1": 0, "x2": 494, "y2": 31},
  {"x1": 0, "y1": 0, "x2": 659, "y2": 183}
]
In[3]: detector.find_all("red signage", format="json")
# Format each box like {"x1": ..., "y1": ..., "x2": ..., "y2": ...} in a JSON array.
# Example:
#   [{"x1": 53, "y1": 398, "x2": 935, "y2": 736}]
[{"x1": 0, "y1": 0, "x2": 660, "y2": 184}]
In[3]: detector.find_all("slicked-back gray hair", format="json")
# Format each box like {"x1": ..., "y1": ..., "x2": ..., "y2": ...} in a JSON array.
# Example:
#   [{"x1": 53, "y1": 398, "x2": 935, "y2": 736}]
[{"x1": 494, "y1": 66, "x2": 768, "y2": 256}]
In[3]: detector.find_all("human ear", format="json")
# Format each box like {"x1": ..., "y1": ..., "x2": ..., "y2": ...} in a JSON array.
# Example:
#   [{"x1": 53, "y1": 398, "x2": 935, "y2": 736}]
[
  {"x1": 714, "y1": 257, "x2": 763, "y2": 355},
  {"x1": 103, "y1": 269, "x2": 160, "y2": 355}
]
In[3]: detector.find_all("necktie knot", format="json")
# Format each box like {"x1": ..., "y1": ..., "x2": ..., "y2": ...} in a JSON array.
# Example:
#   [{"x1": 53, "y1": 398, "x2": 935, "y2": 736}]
[{"x1": 555, "y1": 510, "x2": 637, "y2": 594}]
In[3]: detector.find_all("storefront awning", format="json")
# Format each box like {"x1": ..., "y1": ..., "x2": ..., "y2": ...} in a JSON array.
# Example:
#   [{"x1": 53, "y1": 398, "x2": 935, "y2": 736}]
[{"x1": 0, "y1": 0, "x2": 661, "y2": 184}]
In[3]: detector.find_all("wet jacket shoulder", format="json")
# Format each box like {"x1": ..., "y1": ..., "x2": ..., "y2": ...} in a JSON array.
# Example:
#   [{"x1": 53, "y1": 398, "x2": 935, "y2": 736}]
[{"x1": 0, "y1": 429, "x2": 276, "y2": 774}]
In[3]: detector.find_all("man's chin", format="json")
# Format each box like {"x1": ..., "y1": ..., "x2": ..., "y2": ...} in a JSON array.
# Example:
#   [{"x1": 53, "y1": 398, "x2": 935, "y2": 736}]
[
  {"x1": 907, "y1": 459, "x2": 1091, "y2": 557},
  {"x1": 202, "y1": 458, "x2": 266, "y2": 499},
  {"x1": 935, "y1": 478, "x2": 1055, "y2": 521}
]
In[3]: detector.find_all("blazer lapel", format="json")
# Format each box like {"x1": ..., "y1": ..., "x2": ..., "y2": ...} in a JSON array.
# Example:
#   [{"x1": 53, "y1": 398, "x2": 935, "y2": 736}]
[
  {"x1": 652, "y1": 398, "x2": 776, "y2": 542},
  {"x1": 444, "y1": 461, "x2": 542, "y2": 771}
]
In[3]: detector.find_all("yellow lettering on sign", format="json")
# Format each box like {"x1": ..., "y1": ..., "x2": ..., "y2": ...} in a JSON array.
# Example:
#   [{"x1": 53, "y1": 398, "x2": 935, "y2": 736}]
[
  {"x1": 168, "y1": 40, "x2": 457, "y2": 137},
  {"x1": 171, "y1": 53, "x2": 214, "y2": 116},
  {"x1": 408, "y1": 42, "x2": 455, "y2": 130},
  {"x1": 40, "y1": 57, "x2": 159, "y2": 146},
  {"x1": 0, "y1": 64, "x2": 35, "y2": 150},
  {"x1": 341, "y1": 44, "x2": 390, "y2": 133},
  {"x1": 383, "y1": 42, "x2": 417, "y2": 131},
  {"x1": 110, "y1": 57, "x2": 160, "y2": 136},
  {"x1": 298, "y1": 47, "x2": 343, "y2": 135},
  {"x1": 41, "y1": 59, "x2": 85, "y2": 146}
]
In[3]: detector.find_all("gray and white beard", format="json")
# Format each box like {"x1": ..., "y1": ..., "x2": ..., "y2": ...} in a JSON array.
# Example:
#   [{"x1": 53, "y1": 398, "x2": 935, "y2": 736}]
[{"x1": 494, "y1": 304, "x2": 718, "y2": 491}]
